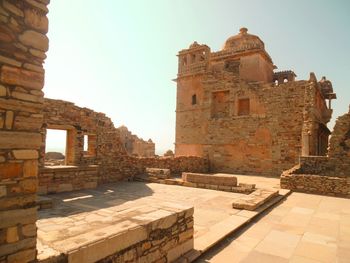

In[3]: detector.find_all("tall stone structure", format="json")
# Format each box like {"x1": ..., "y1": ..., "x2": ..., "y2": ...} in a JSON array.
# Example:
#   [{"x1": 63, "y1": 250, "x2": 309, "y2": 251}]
[
  {"x1": 174, "y1": 27, "x2": 336, "y2": 176},
  {"x1": 0, "y1": 0, "x2": 49, "y2": 262}
]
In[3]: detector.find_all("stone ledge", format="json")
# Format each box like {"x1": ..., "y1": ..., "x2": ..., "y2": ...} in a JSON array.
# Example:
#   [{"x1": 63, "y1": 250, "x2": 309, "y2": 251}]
[
  {"x1": 182, "y1": 172, "x2": 237, "y2": 187},
  {"x1": 38, "y1": 205, "x2": 194, "y2": 263},
  {"x1": 232, "y1": 189, "x2": 279, "y2": 211},
  {"x1": 40, "y1": 165, "x2": 99, "y2": 172}
]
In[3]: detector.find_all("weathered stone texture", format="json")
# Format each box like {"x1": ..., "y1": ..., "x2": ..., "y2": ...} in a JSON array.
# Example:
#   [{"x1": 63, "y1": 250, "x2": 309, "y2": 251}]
[
  {"x1": 39, "y1": 98, "x2": 209, "y2": 191},
  {"x1": 175, "y1": 28, "x2": 334, "y2": 176},
  {"x1": 38, "y1": 165, "x2": 98, "y2": 194},
  {"x1": 96, "y1": 208, "x2": 194, "y2": 263},
  {"x1": 0, "y1": 0, "x2": 49, "y2": 261},
  {"x1": 281, "y1": 109, "x2": 350, "y2": 196}
]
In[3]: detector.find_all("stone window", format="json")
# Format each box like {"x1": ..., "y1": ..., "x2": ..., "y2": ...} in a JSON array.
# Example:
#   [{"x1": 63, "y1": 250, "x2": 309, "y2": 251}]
[
  {"x1": 238, "y1": 98, "x2": 250, "y2": 116},
  {"x1": 192, "y1": 94, "x2": 197, "y2": 105},
  {"x1": 45, "y1": 128, "x2": 76, "y2": 166},
  {"x1": 83, "y1": 134, "x2": 97, "y2": 157},
  {"x1": 182, "y1": 57, "x2": 187, "y2": 66},
  {"x1": 211, "y1": 91, "x2": 230, "y2": 118}
]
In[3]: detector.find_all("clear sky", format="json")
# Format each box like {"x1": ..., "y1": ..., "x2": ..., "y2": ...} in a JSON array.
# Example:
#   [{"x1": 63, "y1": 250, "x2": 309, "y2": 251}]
[{"x1": 44, "y1": 0, "x2": 350, "y2": 154}]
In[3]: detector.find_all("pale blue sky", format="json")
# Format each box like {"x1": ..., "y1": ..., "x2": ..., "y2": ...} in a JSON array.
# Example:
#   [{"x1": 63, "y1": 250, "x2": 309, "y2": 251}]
[{"x1": 44, "y1": 0, "x2": 350, "y2": 154}]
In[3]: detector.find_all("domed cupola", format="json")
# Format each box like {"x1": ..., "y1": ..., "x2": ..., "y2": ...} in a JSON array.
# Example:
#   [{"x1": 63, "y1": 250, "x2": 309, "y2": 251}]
[{"x1": 223, "y1": 27, "x2": 265, "y2": 52}]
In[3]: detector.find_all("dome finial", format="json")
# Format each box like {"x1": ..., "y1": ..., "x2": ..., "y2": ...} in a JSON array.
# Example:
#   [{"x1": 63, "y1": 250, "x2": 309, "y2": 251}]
[{"x1": 239, "y1": 27, "x2": 248, "y2": 34}]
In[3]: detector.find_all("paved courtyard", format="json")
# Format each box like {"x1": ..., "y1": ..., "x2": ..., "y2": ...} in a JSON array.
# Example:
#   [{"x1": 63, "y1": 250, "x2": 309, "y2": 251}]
[
  {"x1": 37, "y1": 180, "x2": 254, "y2": 260},
  {"x1": 197, "y1": 192, "x2": 350, "y2": 263}
]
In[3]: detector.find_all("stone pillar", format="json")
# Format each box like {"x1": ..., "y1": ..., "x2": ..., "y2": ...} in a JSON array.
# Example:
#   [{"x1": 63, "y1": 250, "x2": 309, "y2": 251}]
[{"x1": 0, "y1": 1, "x2": 49, "y2": 262}]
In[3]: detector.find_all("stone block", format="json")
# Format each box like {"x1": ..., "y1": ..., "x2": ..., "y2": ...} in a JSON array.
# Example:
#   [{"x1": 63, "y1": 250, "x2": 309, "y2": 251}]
[
  {"x1": 0, "y1": 54, "x2": 21, "y2": 67},
  {"x1": 179, "y1": 228, "x2": 194, "y2": 243},
  {"x1": 182, "y1": 172, "x2": 237, "y2": 187},
  {"x1": 0, "y1": 238, "x2": 36, "y2": 257},
  {"x1": 20, "y1": 178, "x2": 38, "y2": 193},
  {"x1": 138, "y1": 250, "x2": 161, "y2": 263},
  {"x1": 3, "y1": 0, "x2": 24, "y2": 17},
  {"x1": 0, "y1": 65, "x2": 44, "y2": 90},
  {"x1": 0, "y1": 131, "x2": 42, "y2": 149},
  {"x1": 29, "y1": 48, "x2": 46, "y2": 59},
  {"x1": 25, "y1": 0, "x2": 49, "y2": 13},
  {"x1": 6, "y1": 226, "x2": 19, "y2": 243},
  {"x1": 167, "y1": 238, "x2": 194, "y2": 263},
  {"x1": 23, "y1": 63, "x2": 44, "y2": 73},
  {"x1": 0, "y1": 162, "x2": 23, "y2": 179},
  {"x1": 19, "y1": 30, "x2": 48, "y2": 51},
  {"x1": 7, "y1": 248, "x2": 36, "y2": 263},
  {"x1": 12, "y1": 150, "x2": 38, "y2": 160},
  {"x1": 12, "y1": 91, "x2": 43, "y2": 103},
  {"x1": 106, "y1": 226, "x2": 147, "y2": 257},
  {"x1": 146, "y1": 167, "x2": 171, "y2": 179},
  {"x1": 21, "y1": 224, "x2": 36, "y2": 237},
  {"x1": 0, "y1": 207, "x2": 37, "y2": 229},
  {"x1": 24, "y1": 8, "x2": 48, "y2": 33},
  {"x1": 0, "y1": 84, "x2": 6, "y2": 96},
  {"x1": 23, "y1": 160, "x2": 38, "y2": 177},
  {"x1": 5, "y1": 110, "x2": 14, "y2": 129}
]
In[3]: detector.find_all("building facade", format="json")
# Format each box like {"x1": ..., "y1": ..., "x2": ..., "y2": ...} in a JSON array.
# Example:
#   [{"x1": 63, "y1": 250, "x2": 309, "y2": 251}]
[{"x1": 174, "y1": 28, "x2": 336, "y2": 176}]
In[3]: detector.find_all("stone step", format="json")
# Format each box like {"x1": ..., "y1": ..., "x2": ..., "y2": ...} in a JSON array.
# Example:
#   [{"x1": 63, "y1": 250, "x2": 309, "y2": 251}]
[{"x1": 232, "y1": 189, "x2": 279, "y2": 211}]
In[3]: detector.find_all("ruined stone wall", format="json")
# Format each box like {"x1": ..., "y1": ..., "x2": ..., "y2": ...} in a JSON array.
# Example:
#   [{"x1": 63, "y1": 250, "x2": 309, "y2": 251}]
[
  {"x1": 281, "y1": 165, "x2": 350, "y2": 197},
  {"x1": 328, "y1": 108, "x2": 350, "y2": 175},
  {"x1": 38, "y1": 165, "x2": 98, "y2": 194},
  {"x1": 40, "y1": 98, "x2": 127, "y2": 178},
  {"x1": 281, "y1": 109, "x2": 350, "y2": 196},
  {"x1": 0, "y1": 0, "x2": 49, "y2": 262},
  {"x1": 40, "y1": 98, "x2": 209, "y2": 187},
  {"x1": 118, "y1": 125, "x2": 155, "y2": 157}
]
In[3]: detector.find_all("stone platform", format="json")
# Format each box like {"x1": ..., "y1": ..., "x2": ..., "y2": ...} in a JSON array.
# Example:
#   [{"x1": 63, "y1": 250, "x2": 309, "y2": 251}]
[{"x1": 37, "y1": 178, "x2": 288, "y2": 263}]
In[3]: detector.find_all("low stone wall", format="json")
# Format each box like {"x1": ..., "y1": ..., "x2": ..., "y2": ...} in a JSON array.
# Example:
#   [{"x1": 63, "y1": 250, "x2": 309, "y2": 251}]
[
  {"x1": 38, "y1": 165, "x2": 98, "y2": 194},
  {"x1": 98, "y1": 156, "x2": 209, "y2": 184},
  {"x1": 97, "y1": 208, "x2": 194, "y2": 263},
  {"x1": 138, "y1": 156, "x2": 209, "y2": 175},
  {"x1": 281, "y1": 166, "x2": 350, "y2": 197},
  {"x1": 297, "y1": 156, "x2": 336, "y2": 176},
  {"x1": 182, "y1": 172, "x2": 237, "y2": 186},
  {"x1": 42, "y1": 206, "x2": 195, "y2": 263}
]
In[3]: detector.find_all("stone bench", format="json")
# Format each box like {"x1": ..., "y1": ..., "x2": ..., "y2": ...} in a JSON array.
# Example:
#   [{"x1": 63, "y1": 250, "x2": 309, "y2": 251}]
[
  {"x1": 182, "y1": 172, "x2": 237, "y2": 187},
  {"x1": 145, "y1": 167, "x2": 171, "y2": 179}
]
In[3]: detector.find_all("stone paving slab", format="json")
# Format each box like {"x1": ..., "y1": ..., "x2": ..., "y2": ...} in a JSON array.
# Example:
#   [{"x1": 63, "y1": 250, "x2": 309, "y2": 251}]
[{"x1": 196, "y1": 192, "x2": 350, "y2": 263}]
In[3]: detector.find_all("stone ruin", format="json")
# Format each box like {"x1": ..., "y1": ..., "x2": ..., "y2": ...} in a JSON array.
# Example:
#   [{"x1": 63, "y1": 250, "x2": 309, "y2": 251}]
[
  {"x1": 117, "y1": 125, "x2": 155, "y2": 157},
  {"x1": 174, "y1": 28, "x2": 336, "y2": 176},
  {"x1": 0, "y1": 1, "x2": 349, "y2": 262},
  {"x1": 281, "y1": 107, "x2": 350, "y2": 196}
]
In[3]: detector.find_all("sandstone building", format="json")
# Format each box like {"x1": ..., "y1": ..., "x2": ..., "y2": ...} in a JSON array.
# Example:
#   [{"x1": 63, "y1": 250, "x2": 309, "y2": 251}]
[
  {"x1": 117, "y1": 125, "x2": 155, "y2": 157},
  {"x1": 174, "y1": 27, "x2": 336, "y2": 176}
]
